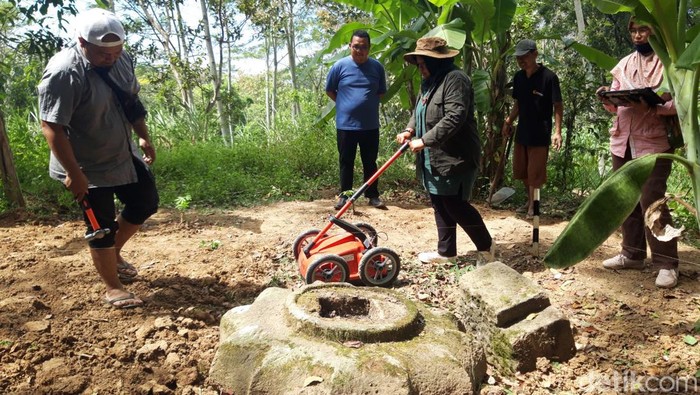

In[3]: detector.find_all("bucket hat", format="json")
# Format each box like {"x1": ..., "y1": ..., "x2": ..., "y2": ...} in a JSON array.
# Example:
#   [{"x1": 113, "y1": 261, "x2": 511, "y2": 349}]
[{"x1": 404, "y1": 37, "x2": 459, "y2": 64}]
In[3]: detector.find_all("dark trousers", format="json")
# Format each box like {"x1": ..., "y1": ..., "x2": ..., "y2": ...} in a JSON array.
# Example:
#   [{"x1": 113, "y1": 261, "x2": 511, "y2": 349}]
[
  {"x1": 336, "y1": 129, "x2": 379, "y2": 198},
  {"x1": 83, "y1": 158, "x2": 159, "y2": 248},
  {"x1": 612, "y1": 148, "x2": 678, "y2": 268},
  {"x1": 430, "y1": 193, "x2": 492, "y2": 257}
]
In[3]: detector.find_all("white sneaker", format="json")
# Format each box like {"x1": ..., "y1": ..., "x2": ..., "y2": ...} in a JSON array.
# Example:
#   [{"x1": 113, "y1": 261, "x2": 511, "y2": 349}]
[
  {"x1": 655, "y1": 268, "x2": 678, "y2": 288},
  {"x1": 476, "y1": 241, "x2": 497, "y2": 267},
  {"x1": 418, "y1": 251, "x2": 456, "y2": 264},
  {"x1": 602, "y1": 254, "x2": 644, "y2": 270}
]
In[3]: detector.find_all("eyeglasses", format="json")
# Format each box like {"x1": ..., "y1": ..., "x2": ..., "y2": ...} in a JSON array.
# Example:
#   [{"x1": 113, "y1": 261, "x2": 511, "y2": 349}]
[
  {"x1": 629, "y1": 27, "x2": 651, "y2": 35},
  {"x1": 350, "y1": 45, "x2": 369, "y2": 52}
]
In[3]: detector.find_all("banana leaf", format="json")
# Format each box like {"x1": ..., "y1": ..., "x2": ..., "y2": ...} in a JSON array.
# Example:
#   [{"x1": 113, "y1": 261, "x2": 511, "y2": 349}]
[{"x1": 543, "y1": 155, "x2": 658, "y2": 268}]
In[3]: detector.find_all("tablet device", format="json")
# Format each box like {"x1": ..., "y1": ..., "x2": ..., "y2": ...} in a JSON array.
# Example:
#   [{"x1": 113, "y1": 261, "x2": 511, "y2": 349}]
[{"x1": 598, "y1": 87, "x2": 665, "y2": 106}]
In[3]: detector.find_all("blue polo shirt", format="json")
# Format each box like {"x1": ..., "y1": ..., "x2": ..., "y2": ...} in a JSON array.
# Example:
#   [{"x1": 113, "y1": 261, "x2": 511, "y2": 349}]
[{"x1": 325, "y1": 56, "x2": 386, "y2": 131}]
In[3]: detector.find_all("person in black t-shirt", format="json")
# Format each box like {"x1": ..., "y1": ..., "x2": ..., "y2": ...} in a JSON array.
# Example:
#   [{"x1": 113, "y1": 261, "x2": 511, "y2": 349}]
[{"x1": 502, "y1": 39, "x2": 563, "y2": 217}]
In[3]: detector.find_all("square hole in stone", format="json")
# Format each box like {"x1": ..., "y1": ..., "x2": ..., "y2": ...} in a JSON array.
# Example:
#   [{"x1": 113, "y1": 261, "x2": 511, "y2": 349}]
[{"x1": 318, "y1": 296, "x2": 370, "y2": 318}]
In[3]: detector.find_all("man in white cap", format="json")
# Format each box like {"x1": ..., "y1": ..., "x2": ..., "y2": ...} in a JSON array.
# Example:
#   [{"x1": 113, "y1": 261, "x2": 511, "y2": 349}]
[
  {"x1": 501, "y1": 39, "x2": 563, "y2": 217},
  {"x1": 38, "y1": 8, "x2": 158, "y2": 308}
]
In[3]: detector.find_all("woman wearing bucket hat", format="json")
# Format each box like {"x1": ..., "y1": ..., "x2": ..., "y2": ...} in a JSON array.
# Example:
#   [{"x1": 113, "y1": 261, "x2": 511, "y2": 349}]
[{"x1": 396, "y1": 37, "x2": 496, "y2": 266}]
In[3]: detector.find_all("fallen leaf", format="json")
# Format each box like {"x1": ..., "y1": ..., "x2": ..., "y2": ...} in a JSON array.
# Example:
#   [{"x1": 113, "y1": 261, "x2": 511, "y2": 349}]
[
  {"x1": 343, "y1": 340, "x2": 364, "y2": 348},
  {"x1": 560, "y1": 279, "x2": 574, "y2": 289},
  {"x1": 683, "y1": 335, "x2": 698, "y2": 346},
  {"x1": 645, "y1": 197, "x2": 686, "y2": 241},
  {"x1": 303, "y1": 376, "x2": 323, "y2": 387}
]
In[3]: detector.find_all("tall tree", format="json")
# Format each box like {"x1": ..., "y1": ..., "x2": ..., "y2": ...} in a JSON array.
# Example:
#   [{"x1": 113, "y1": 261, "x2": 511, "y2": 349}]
[
  {"x1": 0, "y1": 109, "x2": 24, "y2": 208},
  {"x1": 1, "y1": 0, "x2": 77, "y2": 209},
  {"x1": 125, "y1": 0, "x2": 195, "y2": 108},
  {"x1": 200, "y1": 0, "x2": 232, "y2": 141},
  {"x1": 237, "y1": 0, "x2": 289, "y2": 129},
  {"x1": 283, "y1": 0, "x2": 300, "y2": 119},
  {"x1": 573, "y1": 0, "x2": 585, "y2": 40}
]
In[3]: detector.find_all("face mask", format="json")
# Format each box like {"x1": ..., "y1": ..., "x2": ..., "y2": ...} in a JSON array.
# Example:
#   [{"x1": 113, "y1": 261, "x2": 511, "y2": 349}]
[{"x1": 635, "y1": 42, "x2": 653, "y2": 55}]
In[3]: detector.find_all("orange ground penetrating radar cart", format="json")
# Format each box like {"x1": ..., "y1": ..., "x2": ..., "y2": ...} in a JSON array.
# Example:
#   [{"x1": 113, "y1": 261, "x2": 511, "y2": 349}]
[{"x1": 293, "y1": 142, "x2": 409, "y2": 287}]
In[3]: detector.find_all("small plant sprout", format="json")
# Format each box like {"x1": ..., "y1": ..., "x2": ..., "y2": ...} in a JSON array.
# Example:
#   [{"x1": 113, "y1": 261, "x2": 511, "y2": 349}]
[
  {"x1": 175, "y1": 194, "x2": 192, "y2": 224},
  {"x1": 200, "y1": 240, "x2": 221, "y2": 251}
]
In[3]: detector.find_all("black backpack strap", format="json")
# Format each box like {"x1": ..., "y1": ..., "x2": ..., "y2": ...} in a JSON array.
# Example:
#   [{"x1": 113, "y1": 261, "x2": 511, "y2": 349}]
[{"x1": 94, "y1": 67, "x2": 147, "y2": 123}]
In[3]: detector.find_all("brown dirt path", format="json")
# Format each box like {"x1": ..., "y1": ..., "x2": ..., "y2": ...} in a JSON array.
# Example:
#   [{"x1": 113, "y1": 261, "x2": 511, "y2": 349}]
[{"x1": 1, "y1": 197, "x2": 698, "y2": 394}]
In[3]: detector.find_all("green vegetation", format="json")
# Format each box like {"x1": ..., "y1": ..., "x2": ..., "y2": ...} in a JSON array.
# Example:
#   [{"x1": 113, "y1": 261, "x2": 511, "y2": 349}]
[
  {"x1": 199, "y1": 239, "x2": 222, "y2": 251},
  {"x1": 545, "y1": 155, "x2": 658, "y2": 268},
  {"x1": 2, "y1": 101, "x2": 417, "y2": 215},
  {"x1": 1, "y1": 0, "x2": 697, "y2": 250}
]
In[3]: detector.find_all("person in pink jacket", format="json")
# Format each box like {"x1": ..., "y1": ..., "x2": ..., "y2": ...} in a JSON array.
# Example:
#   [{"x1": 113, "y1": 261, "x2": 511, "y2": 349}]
[{"x1": 596, "y1": 18, "x2": 679, "y2": 288}]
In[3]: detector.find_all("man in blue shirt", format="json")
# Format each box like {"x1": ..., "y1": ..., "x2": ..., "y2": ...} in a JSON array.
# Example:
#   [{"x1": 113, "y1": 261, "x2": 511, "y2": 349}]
[{"x1": 325, "y1": 30, "x2": 387, "y2": 209}]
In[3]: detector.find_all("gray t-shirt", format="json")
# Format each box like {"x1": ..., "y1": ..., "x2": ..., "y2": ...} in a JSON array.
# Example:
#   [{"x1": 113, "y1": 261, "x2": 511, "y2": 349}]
[{"x1": 38, "y1": 43, "x2": 143, "y2": 187}]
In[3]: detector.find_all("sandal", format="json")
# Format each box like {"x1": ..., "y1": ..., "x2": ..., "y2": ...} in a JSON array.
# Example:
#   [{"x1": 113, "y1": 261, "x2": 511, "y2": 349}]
[
  {"x1": 117, "y1": 260, "x2": 138, "y2": 281},
  {"x1": 104, "y1": 292, "x2": 143, "y2": 309}
]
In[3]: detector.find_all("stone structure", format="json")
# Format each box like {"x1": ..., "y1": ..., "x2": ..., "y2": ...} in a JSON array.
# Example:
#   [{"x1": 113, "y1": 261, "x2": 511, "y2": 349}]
[
  {"x1": 209, "y1": 283, "x2": 487, "y2": 394},
  {"x1": 455, "y1": 262, "x2": 576, "y2": 372}
]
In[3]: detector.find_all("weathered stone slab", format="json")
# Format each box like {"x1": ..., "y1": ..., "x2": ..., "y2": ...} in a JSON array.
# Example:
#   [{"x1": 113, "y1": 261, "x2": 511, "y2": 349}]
[
  {"x1": 501, "y1": 305, "x2": 576, "y2": 372},
  {"x1": 458, "y1": 262, "x2": 550, "y2": 327},
  {"x1": 209, "y1": 283, "x2": 487, "y2": 395},
  {"x1": 453, "y1": 261, "x2": 575, "y2": 373}
]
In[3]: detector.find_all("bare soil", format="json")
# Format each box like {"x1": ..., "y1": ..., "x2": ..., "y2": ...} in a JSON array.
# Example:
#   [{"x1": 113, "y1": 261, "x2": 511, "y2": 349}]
[{"x1": 1, "y1": 193, "x2": 699, "y2": 394}]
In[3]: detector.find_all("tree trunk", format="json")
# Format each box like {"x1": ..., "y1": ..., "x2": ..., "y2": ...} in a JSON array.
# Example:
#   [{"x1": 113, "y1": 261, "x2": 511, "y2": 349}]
[
  {"x1": 227, "y1": 38, "x2": 234, "y2": 145},
  {"x1": 132, "y1": 0, "x2": 193, "y2": 109},
  {"x1": 482, "y1": 35, "x2": 510, "y2": 197},
  {"x1": 272, "y1": 32, "x2": 278, "y2": 132},
  {"x1": 559, "y1": 96, "x2": 578, "y2": 192},
  {"x1": 573, "y1": 0, "x2": 586, "y2": 41},
  {"x1": 173, "y1": 0, "x2": 194, "y2": 108},
  {"x1": 264, "y1": 31, "x2": 272, "y2": 131},
  {"x1": 0, "y1": 110, "x2": 25, "y2": 209},
  {"x1": 285, "y1": 0, "x2": 300, "y2": 121},
  {"x1": 199, "y1": 0, "x2": 231, "y2": 142}
]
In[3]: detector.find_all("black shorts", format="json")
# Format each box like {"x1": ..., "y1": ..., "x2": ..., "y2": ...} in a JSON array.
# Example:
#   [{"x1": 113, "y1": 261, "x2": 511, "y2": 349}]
[{"x1": 82, "y1": 158, "x2": 159, "y2": 248}]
